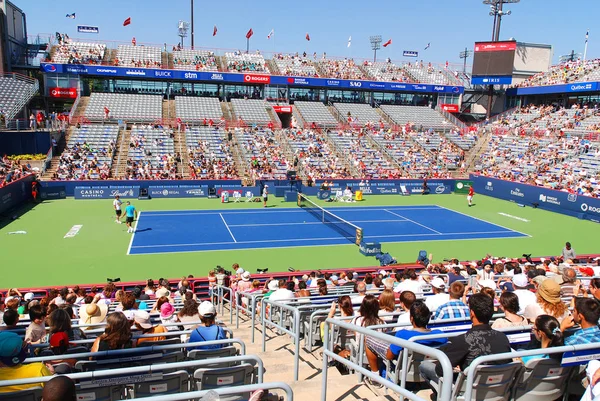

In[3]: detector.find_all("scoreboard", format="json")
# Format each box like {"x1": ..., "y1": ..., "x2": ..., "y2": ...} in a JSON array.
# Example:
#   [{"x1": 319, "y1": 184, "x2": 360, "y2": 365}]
[{"x1": 471, "y1": 41, "x2": 517, "y2": 85}]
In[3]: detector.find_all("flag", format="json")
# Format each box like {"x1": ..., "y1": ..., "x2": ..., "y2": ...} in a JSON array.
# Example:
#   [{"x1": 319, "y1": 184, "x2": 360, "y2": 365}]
[
  {"x1": 306, "y1": 33, "x2": 310, "y2": 41},
  {"x1": 424, "y1": 42, "x2": 431, "y2": 50},
  {"x1": 123, "y1": 17, "x2": 131, "y2": 26},
  {"x1": 585, "y1": 30, "x2": 589, "y2": 43},
  {"x1": 383, "y1": 39, "x2": 392, "y2": 47},
  {"x1": 65, "y1": 13, "x2": 76, "y2": 19},
  {"x1": 246, "y1": 28, "x2": 253, "y2": 39},
  {"x1": 267, "y1": 29, "x2": 274, "y2": 39},
  {"x1": 347, "y1": 36, "x2": 352, "y2": 48},
  {"x1": 213, "y1": 25, "x2": 218, "y2": 36}
]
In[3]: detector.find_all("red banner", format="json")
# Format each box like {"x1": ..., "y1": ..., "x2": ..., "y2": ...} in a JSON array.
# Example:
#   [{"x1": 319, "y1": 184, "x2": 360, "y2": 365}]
[
  {"x1": 243, "y1": 74, "x2": 270, "y2": 84},
  {"x1": 49, "y1": 87, "x2": 77, "y2": 99},
  {"x1": 474, "y1": 41, "x2": 517, "y2": 52},
  {"x1": 440, "y1": 104, "x2": 459, "y2": 113},
  {"x1": 272, "y1": 105, "x2": 292, "y2": 113}
]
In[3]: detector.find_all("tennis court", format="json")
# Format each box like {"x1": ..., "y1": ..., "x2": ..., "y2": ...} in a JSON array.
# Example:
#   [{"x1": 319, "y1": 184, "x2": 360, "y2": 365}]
[{"x1": 128, "y1": 202, "x2": 529, "y2": 255}]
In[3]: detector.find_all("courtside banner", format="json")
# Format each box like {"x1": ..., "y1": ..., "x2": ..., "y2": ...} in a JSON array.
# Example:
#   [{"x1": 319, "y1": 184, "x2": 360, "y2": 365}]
[
  {"x1": 312, "y1": 180, "x2": 454, "y2": 195},
  {"x1": 74, "y1": 186, "x2": 140, "y2": 199},
  {"x1": 471, "y1": 175, "x2": 600, "y2": 222},
  {"x1": 148, "y1": 185, "x2": 208, "y2": 198},
  {"x1": 0, "y1": 174, "x2": 34, "y2": 214},
  {"x1": 40, "y1": 186, "x2": 66, "y2": 200}
]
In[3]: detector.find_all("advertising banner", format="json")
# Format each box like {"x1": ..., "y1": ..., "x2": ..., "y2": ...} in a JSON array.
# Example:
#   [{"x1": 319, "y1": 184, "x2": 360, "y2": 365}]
[
  {"x1": 403, "y1": 51, "x2": 418, "y2": 58},
  {"x1": 74, "y1": 186, "x2": 140, "y2": 199},
  {"x1": 507, "y1": 82, "x2": 598, "y2": 96},
  {"x1": 474, "y1": 41, "x2": 517, "y2": 52},
  {"x1": 77, "y1": 26, "x2": 99, "y2": 34},
  {"x1": 471, "y1": 175, "x2": 600, "y2": 222},
  {"x1": 471, "y1": 76, "x2": 513, "y2": 85},
  {"x1": 40, "y1": 186, "x2": 66, "y2": 200},
  {"x1": 440, "y1": 104, "x2": 459, "y2": 113},
  {"x1": 454, "y1": 180, "x2": 473, "y2": 195},
  {"x1": 147, "y1": 185, "x2": 208, "y2": 198},
  {"x1": 49, "y1": 87, "x2": 77, "y2": 99},
  {"x1": 0, "y1": 175, "x2": 34, "y2": 214}
]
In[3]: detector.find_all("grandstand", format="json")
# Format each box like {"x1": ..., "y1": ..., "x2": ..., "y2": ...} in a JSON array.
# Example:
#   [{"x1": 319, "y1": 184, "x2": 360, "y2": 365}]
[
  {"x1": 317, "y1": 59, "x2": 367, "y2": 80},
  {"x1": 85, "y1": 93, "x2": 163, "y2": 122},
  {"x1": 0, "y1": 74, "x2": 39, "y2": 121},
  {"x1": 224, "y1": 52, "x2": 270, "y2": 73},
  {"x1": 333, "y1": 103, "x2": 386, "y2": 126},
  {"x1": 51, "y1": 41, "x2": 106, "y2": 64},
  {"x1": 293, "y1": 101, "x2": 339, "y2": 127},
  {"x1": 172, "y1": 49, "x2": 218, "y2": 71},
  {"x1": 380, "y1": 105, "x2": 451, "y2": 130},
  {"x1": 404, "y1": 62, "x2": 460, "y2": 85},
  {"x1": 126, "y1": 126, "x2": 177, "y2": 180},
  {"x1": 175, "y1": 96, "x2": 223, "y2": 122},
  {"x1": 362, "y1": 61, "x2": 412, "y2": 82},
  {"x1": 271, "y1": 54, "x2": 318, "y2": 77},
  {"x1": 235, "y1": 128, "x2": 290, "y2": 180},
  {"x1": 115, "y1": 44, "x2": 162, "y2": 68},
  {"x1": 230, "y1": 98, "x2": 272, "y2": 125},
  {"x1": 186, "y1": 126, "x2": 239, "y2": 179}
]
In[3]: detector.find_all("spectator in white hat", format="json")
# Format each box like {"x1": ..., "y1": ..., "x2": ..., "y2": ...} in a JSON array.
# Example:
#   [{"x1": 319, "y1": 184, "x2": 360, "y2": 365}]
[
  {"x1": 512, "y1": 274, "x2": 537, "y2": 314},
  {"x1": 188, "y1": 301, "x2": 227, "y2": 350},
  {"x1": 425, "y1": 278, "x2": 449, "y2": 313},
  {"x1": 134, "y1": 310, "x2": 167, "y2": 345}
]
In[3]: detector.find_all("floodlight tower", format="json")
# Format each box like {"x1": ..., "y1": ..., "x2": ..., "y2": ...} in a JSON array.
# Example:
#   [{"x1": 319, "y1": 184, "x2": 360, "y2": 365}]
[
  {"x1": 459, "y1": 48, "x2": 472, "y2": 73},
  {"x1": 178, "y1": 21, "x2": 190, "y2": 48},
  {"x1": 370, "y1": 35, "x2": 382, "y2": 63}
]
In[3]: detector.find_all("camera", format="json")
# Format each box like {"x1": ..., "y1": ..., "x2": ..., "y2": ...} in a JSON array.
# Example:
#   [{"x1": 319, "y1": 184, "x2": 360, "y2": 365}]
[{"x1": 107, "y1": 277, "x2": 121, "y2": 283}]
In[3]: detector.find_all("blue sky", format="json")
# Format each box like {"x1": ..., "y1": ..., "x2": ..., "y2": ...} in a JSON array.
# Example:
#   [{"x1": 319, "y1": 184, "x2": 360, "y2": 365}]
[{"x1": 15, "y1": 0, "x2": 598, "y2": 67}]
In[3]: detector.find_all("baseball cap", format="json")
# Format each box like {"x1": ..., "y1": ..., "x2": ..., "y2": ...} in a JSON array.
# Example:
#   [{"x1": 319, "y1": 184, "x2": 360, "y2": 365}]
[
  {"x1": 532, "y1": 275, "x2": 547, "y2": 286},
  {"x1": 499, "y1": 282, "x2": 515, "y2": 292},
  {"x1": 431, "y1": 278, "x2": 446, "y2": 289},
  {"x1": 236, "y1": 267, "x2": 245, "y2": 275},
  {"x1": 479, "y1": 279, "x2": 496, "y2": 291},
  {"x1": 198, "y1": 301, "x2": 216, "y2": 317},
  {"x1": 378, "y1": 270, "x2": 388, "y2": 276},
  {"x1": 155, "y1": 287, "x2": 170, "y2": 298},
  {"x1": 241, "y1": 271, "x2": 251, "y2": 281},
  {"x1": 24, "y1": 293, "x2": 34, "y2": 302},
  {"x1": 330, "y1": 275, "x2": 339, "y2": 281},
  {"x1": 160, "y1": 302, "x2": 175, "y2": 319},
  {"x1": 512, "y1": 274, "x2": 528, "y2": 288},
  {"x1": 49, "y1": 332, "x2": 70, "y2": 348},
  {"x1": 268, "y1": 280, "x2": 279, "y2": 291},
  {"x1": 0, "y1": 332, "x2": 25, "y2": 366},
  {"x1": 134, "y1": 310, "x2": 152, "y2": 329}
]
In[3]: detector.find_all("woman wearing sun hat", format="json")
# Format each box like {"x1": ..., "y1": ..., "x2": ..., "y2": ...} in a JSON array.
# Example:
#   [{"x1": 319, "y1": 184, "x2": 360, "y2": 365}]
[
  {"x1": 133, "y1": 310, "x2": 167, "y2": 345},
  {"x1": 524, "y1": 279, "x2": 570, "y2": 324},
  {"x1": 159, "y1": 302, "x2": 179, "y2": 331},
  {"x1": 78, "y1": 301, "x2": 108, "y2": 330}
]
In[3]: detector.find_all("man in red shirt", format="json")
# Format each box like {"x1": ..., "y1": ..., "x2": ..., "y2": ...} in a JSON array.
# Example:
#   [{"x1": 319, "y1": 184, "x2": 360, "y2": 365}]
[{"x1": 468, "y1": 185, "x2": 474, "y2": 207}]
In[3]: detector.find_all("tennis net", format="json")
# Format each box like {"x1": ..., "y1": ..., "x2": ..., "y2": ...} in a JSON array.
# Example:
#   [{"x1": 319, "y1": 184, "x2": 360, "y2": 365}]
[{"x1": 297, "y1": 194, "x2": 363, "y2": 245}]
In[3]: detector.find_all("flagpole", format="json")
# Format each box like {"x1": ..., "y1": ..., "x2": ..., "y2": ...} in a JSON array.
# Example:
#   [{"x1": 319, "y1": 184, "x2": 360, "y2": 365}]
[
  {"x1": 247, "y1": 38, "x2": 249, "y2": 54},
  {"x1": 584, "y1": 29, "x2": 589, "y2": 61}
]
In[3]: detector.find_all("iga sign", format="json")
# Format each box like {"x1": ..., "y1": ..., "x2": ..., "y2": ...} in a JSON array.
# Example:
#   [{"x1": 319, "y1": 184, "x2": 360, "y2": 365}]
[
  {"x1": 49, "y1": 87, "x2": 77, "y2": 99},
  {"x1": 440, "y1": 104, "x2": 459, "y2": 113}
]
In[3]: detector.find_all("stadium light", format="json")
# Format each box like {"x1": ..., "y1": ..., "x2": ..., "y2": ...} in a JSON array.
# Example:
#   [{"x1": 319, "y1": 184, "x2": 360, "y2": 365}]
[
  {"x1": 560, "y1": 50, "x2": 582, "y2": 63},
  {"x1": 483, "y1": 0, "x2": 520, "y2": 41},
  {"x1": 370, "y1": 35, "x2": 382, "y2": 63},
  {"x1": 459, "y1": 48, "x2": 472, "y2": 73},
  {"x1": 178, "y1": 20, "x2": 190, "y2": 48}
]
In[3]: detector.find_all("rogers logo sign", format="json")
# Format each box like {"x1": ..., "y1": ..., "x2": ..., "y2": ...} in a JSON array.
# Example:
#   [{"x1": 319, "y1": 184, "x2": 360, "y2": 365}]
[
  {"x1": 49, "y1": 87, "x2": 77, "y2": 98},
  {"x1": 244, "y1": 74, "x2": 270, "y2": 84}
]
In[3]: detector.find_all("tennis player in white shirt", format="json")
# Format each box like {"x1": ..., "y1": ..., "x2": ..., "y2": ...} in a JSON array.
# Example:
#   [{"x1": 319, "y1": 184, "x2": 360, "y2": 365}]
[{"x1": 113, "y1": 195, "x2": 123, "y2": 224}]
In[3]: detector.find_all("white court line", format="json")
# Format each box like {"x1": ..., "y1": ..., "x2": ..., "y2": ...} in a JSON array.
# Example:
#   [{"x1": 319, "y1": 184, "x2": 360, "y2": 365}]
[
  {"x1": 227, "y1": 219, "x2": 408, "y2": 228},
  {"x1": 126, "y1": 211, "x2": 141, "y2": 255},
  {"x1": 141, "y1": 207, "x2": 443, "y2": 217},
  {"x1": 130, "y1": 229, "x2": 519, "y2": 250},
  {"x1": 384, "y1": 209, "x2": 443, "y2": 235},
  {"x1": 219, "y1": 213, "x2": 237, "y2": 243},
  {"x1": 128, "y1": 234, "x2": 525, "y2": 256},
  {"x1": 436, "y1": 205, "x2": 532, "y2": 238}
]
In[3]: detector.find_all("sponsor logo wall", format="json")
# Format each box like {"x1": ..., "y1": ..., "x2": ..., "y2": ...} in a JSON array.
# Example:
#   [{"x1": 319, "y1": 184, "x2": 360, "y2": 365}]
[
  {"x1": 74, "y1": 186, "x2": 140, "y2": 199},
  {"x1": 471, "y1": 175, "x2": 600, "y2": 222},
  {"x1": 0, "y1": 175, "x2": 34, "y2": 214},
  {"x1": 148, "y1": 186, "x2": 208, "y2": 198}
]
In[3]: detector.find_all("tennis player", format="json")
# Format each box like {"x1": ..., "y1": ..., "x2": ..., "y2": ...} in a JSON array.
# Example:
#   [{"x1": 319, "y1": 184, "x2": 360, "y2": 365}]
[
  {"x1": 262, "y1": 185, "x2": 269, "y2": 208},
  {"x1": 467, "y1": 185, "x2": 475, "y2": 207},
  {"x1": 124, "y1": 201, "x2": 137, "y2": 233},
  {"x1": 113, "y1": 195, "x2": 123, "y2": 223}
]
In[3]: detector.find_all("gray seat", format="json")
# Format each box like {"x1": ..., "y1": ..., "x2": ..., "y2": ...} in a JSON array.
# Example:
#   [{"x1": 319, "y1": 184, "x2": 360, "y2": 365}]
[
  {"x1": 187, "y1": 346, "x2": 239, "y2": 368},
  {"x1": 76, "y1": 384, "x2": 123, "y2": 401},
  {"x1": 0, "y1": 387, "x2": 42, "y2": 401},
  {"x1": 512, "y1": 358, "x2": 573, "y2": 401},
  {"x1": 131, "y1": 370, "x2": 190, "y2": 398},
  {"x1": 446, "y1": 362, "x2": 523, "y2": 401},
  {"x1": 193, "y1": 363, "x2": 257, "y2": 401}
]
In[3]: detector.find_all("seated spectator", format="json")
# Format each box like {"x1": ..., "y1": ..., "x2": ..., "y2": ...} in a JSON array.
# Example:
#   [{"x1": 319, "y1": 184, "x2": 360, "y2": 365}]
[
  {"x1": 425, "y1": 278, "x2": 449, "y2": 313},
  {"x1": 397, "y1": 290, "x2": 416, "y2": 326},
  {"x1": 25, "y1": 305, "x2": 47, "y2": 344},
  {"x1": 524, "y1": 279, "x2": 569, "y2": 323},
  {"x1": 492, "y1": 292, "x2": 527, "y2": 329},
  {"x1": 561, "y1": 297, "x2": 600, "y2": 345},
  {"x1": 78, "y1": 302, "x2": 108, "y2": 330},
  {"x1": 0, "y1": 309, "x2": 19, "y2": 331},
  {"x1": 352, "y1": 295, "x2": 384, "y2": 342},
  {"x1": 378, "y1": 289, "x2": 397, "y2": 322},
  {"x1": 269, "y1": 280, "x2": 296, "y2": 302},
  {"x1": 188, "y1": 301, "x2": 227, "y2": 350},
  {"x1": 365, "y1": 300, "x2": 448, "y2": 386},
  {"x1": 160, "y1": 302, "x2": 178, "y2": 330},
  {"x1": 351, "y1": 281, "x2": 368, "y2": 304},
  {"x1": 419, "y1": 293, "x2": 512, "y2": 390},
  {"x1": 432, "y1": 281, "x2": 470, "y2": 320},
  {"x1": 521, "y1": 314, "x2": 563, "y2": 364},
  {"x1": 552, "y1": 267, "x2": 578, "y2": 296},
  {"x1": 133, "y1": 310, "x2": 167, "y2": 345},
  {"x1": 48, "y1": 308, "x2": 85, "y2": 342},
  {"x1": 512, "y1": 273, "x2": 537, "y2": 313},
  {"x1": 90, "y1": 312, "x2": 134, "y2": 353},
  {"x1": 0, "y1": 331, "x2": 53, "y2": 393},
  {"x1": 41, "y1": 375, "x2": 77, "y2": 401}
]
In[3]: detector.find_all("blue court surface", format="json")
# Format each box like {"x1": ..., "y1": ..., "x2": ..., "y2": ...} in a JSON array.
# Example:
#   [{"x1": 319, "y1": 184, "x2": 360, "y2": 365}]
[{"x1": 127, "y1": 205, "x2": 529, "y2": 255}]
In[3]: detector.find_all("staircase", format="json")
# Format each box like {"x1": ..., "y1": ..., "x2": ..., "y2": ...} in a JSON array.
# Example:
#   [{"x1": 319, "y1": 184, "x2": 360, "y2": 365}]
[
  {"x1": 71, "y1": 96, "x2": 90, "y2": 123},
  {"x1": 216, "y1": 303, "x2": 425, "y2": 401},
  {"x1": 464, "y1": 128, "x2": 492, "y2": 172},
  {"x1": 107, "y1": 49, "x2": 117, "y2": 65},
  {"x1": 110, "y1": 128, "x2": 131, "y2": 179},
  {"x1": 166, "y1": 52, "x2": 174, "y2": 70},
  {"x1": 313, "y1": 61, "x2": 328, "y2": 78},
  {"x1": 327, "y1": 104, "x2": 345, "y2": 125},
  {"x1": 42, "y1": 127, "x2": 74, "y2": 179},
  {"x1": 266, "y1": 59, "x2": 281, "y2": 75},
  {"x1": 230, "y1": 131, "x2": 250, "y2": 183},
  {"x1": 266, "y1": 106, "x2": 281, "y2": 127},
  {"x1": 173, "y1": 129, "x2": 188, "y2": 178},
  {"x1": 222, "y1": 101, "x2": 235, "y2": 122},
  {"x1": 161, "y1": 52, "x2": 169, "y2": 69},
  {"x1": 216, "y1": 56, "x2": 228, "y2": 72},
  {"x1": 162, "y1": 100, "x2": 175, "y2": 121}
]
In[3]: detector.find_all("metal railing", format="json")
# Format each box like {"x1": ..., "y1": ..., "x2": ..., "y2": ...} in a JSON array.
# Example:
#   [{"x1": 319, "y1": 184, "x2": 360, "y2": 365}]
[
  {"x1": 235, "y1": 291, "x2": 265, "y2": 343},
  {"x1": 128, "y1": 382, "x2": 294, "y2": 400},
  {"x1": 213, "y1": 285, "x2": 233, "y2": 324},
  {"x1": 321, "y1": 318, "x2": 454, "y2": 401}
]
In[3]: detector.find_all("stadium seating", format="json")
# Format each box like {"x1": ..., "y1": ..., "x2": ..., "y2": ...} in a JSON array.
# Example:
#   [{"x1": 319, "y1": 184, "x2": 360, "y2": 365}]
[
  {"x1": 293, "y1": 101, "x2": 339, "y2": 127},
  {"x1": 0, "y1": 75, "x2": 39, "y2": 121},
  {"x1": 272, "y1": 54, "x2": 318, "y2": 77},
  {"x1": 186, "y1": 127, "x2": 239, "y2": 179},
  {"x1": 333, "y1": 103, "x2": 385, "y2": 126},
  {"x1": 54, "y1": 124, "x2": 118, "y2": 180},
  {"x1": 175, "y1": 96, "x2": 223, "y2": 122},
  {"x1": 318, "y1": 59, "x2": 367, "y2": 80},
  {"x1": 230, "y1": 99, "x2": 272, "y2": 125},
  {"x1": 125, "y1": 126, "x2": 177, "y2": 180},
  {"x1": 369, "y1": 131, "x2": 440, "y2": 176},
  {"x1": 235, "y1": 128, "x2": 290, "y2": 180},
  {"x1": 380, "y1": 105, "x2": 450, "y2": 130},
  {"x1": 516, "y1": 59, "x2": 600, "y2": 87},
  {"x1": 172, "y1": 49, "x2": 218, "y2": 71},
  {"x1": 52, "y1": 41, "x2": 106, "y2": 64},
  {"x1": 404, "y1": 62, "x2": 460, "y2": 85},
  {"x1": 362, "y1": 61, "x2": 413, "y2": 82},
  {"x1": 224, "y1": 52, "x2": 269, "y2": 73},
  {"x1": 85, "y1": 93, "x2": 162, "y2": 122},
  {"x1": 115, "y1": 45, "x2": 162, "y2": 68}
]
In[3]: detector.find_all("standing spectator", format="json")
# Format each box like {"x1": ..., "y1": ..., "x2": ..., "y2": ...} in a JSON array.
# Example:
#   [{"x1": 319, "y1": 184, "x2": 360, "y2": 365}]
[
  {"x1": 0, "y1": 332, "x2": 53, "y2": 393},
  {"x1": 561, "y1": 297, "x2": 600, "y2": 345},
  {"x1": 419, "y1": 293, "x2": 512, "y2": 388},
  {"x1": 432, "y1": 281, "x2": 470, "y2": 320},
  {"x1": 561, "y1": 242, "x2": 576, "y2": 261},
  {"x1": 188, "y1": 301, "x2": 227, "y2": 350},
  {"x1": 29, "y1": 112, "x2": 35, "y2": 130}
]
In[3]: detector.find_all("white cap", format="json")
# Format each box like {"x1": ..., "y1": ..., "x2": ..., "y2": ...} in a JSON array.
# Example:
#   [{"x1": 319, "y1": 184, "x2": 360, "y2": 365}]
[
  {"x1": 24, "y1": 292, "x2": 34, "y2": 301},
  {"x1": 431, "y1": 278, "x2": 446, "y2": 289},
  {"x1": 378, "y1": 270, "x2": 388, "y2": 276},
  {"x1": 479, "y1": 279, "x2": 496, "y2": 290},
  {"x1": 236, "y1": 267, "x2": 245, "y2": 275},
  {"x1": 241, "y1": 271, "x2": 251, "y2": 281},
  {"x1": 268, "y1": 280, "x2": 279, "y2": 291},
  {"x1": 198, "y1": 301, "x2": 217, "y2": 317},
  {"x1": 512, "y1": 274, "x2": 528, "y2": 288},
  {"x1": 330, "y1": 275, "x2": 339, "y2": 281},
  {"x1": 134, "y1": 310, "x2": 152, "y2": 329}
]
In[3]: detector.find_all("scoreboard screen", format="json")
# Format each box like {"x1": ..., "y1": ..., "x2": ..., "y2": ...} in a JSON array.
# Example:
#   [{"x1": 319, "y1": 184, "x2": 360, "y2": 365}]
[{"x1": 472, "y1": 41, "x2": 516, "y2": 84}]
